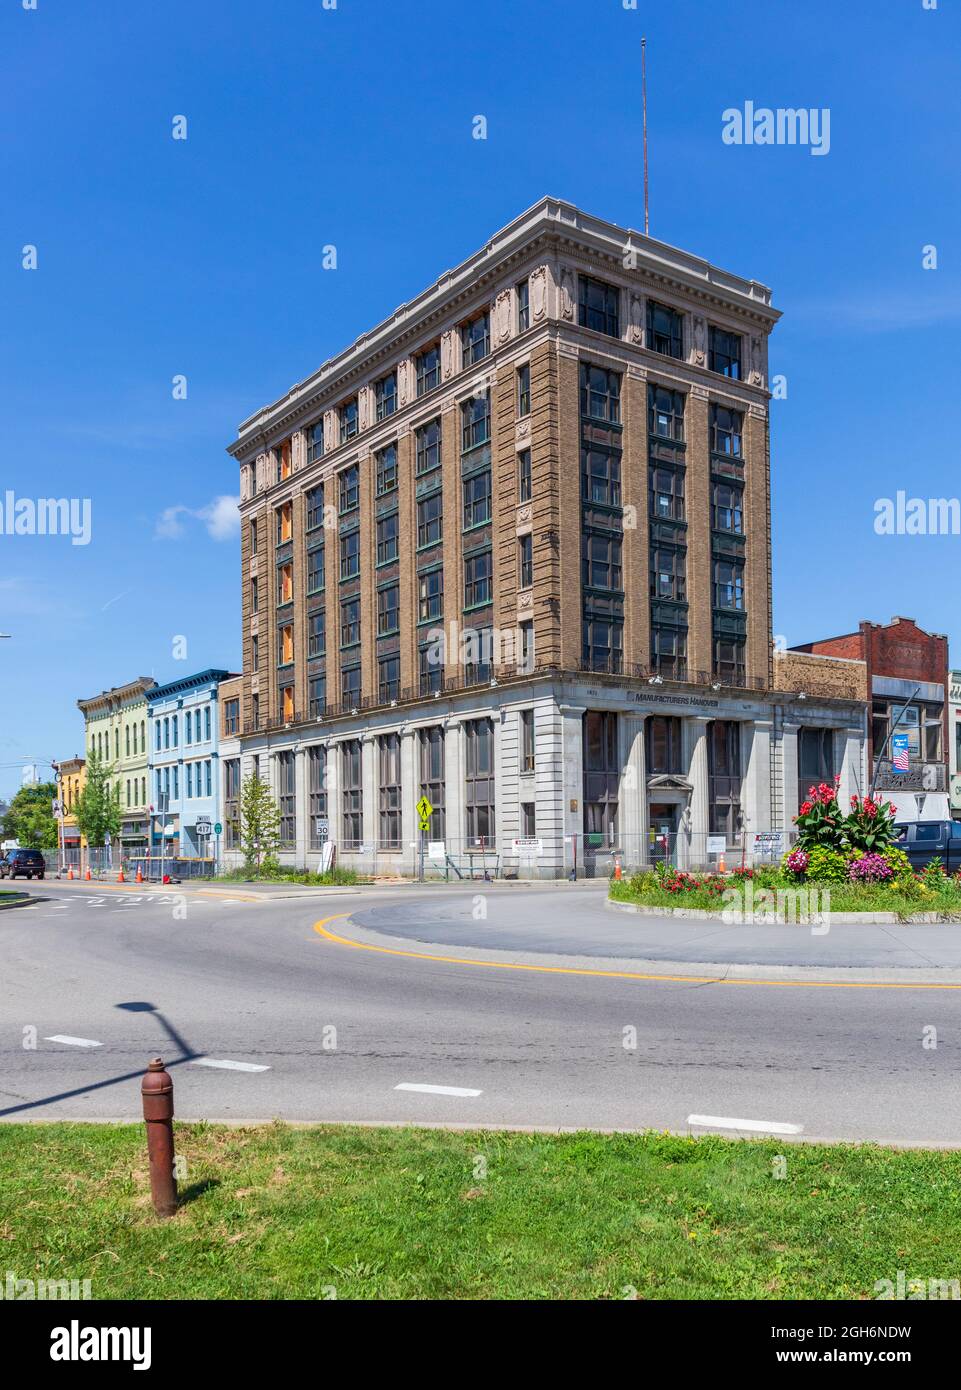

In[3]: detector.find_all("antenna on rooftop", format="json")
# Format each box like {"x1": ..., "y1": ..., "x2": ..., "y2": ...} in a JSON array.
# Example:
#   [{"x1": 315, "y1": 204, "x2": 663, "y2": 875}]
[{"x1": 642, "y1": 36, "x2": 649, "y2": 236}]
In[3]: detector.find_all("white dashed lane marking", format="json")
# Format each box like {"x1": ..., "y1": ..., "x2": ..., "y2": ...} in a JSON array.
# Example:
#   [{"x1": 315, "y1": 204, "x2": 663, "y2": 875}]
[
  {"x1": 190, "y1": 1057, "x2": 271, "y2": 1073},
  {"x1": 44, "y1": 1035, "x2": 103, "y2": 1049},
  {"x1": 395, "y1": 1082, "x2": 483, "y2": 1098}
]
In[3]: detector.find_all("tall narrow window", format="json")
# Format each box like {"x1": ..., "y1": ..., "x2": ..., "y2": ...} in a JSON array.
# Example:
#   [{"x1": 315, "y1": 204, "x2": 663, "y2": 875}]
[
  {"x1": 277, "y1": 750, "x2": 295, "y2": 846},
  {"x1": 378, "y1": 733, "x2": 402, "y2": 848},
  {"x1": 708, "y1": 721, "x2": 742, "y2": 837},
  {"x1": 378, "y1": 654, "x2": 400, "y2": 703},
  {"x1": 377, "y1": 584, "x2": 399, "y2": 636},
  {"x1": 463, "y1": 470, "x2": 491, "y2": 528},
  {"x1": 307, "y1": 746, "x2": 327, "y2": 847},
  {"x1": 308, "y1": 674, "x2": 326, "y2": 719},
  {"x1": 417, "y1": 491, "x2": 443, "y2": 548},
  {"x1": 342, "y1": 739, "x2": 363, "y2": 847},
  {"x1": 416, "y1": 344, "x2": 441, "y2": 396},
  {"x1": 376, "y1": 512, "x2": 399, "y2": 564},
  {"x1": 518, "y1": 533, "x2": 533, "y2": 589},
  {"x1": 339, "y1": 530, "x2": 360, "y2": 580},
  {"x1": 461, "y1": 312, "x2": 490, "y2": 366},
  {"x1": 418, "y1": 568, "x2": 443, "y2": 622},
  {"x1": 305, "y1": 485, "x2": 324, "y2": 531},
  {"x1": 338, "y1": 464, "x2": 359, "y2": 513},
  {"x1": 375, "y1": 372, "x2": 397, "y2": 421},
  {"x1": 306, "y1": 420, "x2": 324, "y2": 464},
  {"x1": 415, "y1": 418, "x2": 441, "y2": 474},
  {"x1": 516, "y1": 279, "x2": 530, "y2": 332},
  {"x1": 224, "y1": 759, "x2": 241, "y2": 848},
  {"x1": 517, "y1": 363, "x2": 531, "y2": 417},
  {"x1": 710, "y1": 404, "x2": 742, "y2": 457},
  {"x1": 518, "y1": 449, "x2": 532, "y2": 503},
  {"x1": 520, "y1": 708, "x2": 535, "y2": 773},
  {"x1": 418, "y1": 726, "x2": 446, "y2": 838},
  {"x1": 583, "y1": 711, "x2": 619, "y2": 844},
  {"x1": 464, "y1": 718, "x2": 495, "y2": 844},
  {"x1": 461, "y1": 392, "x2": 490, "y2": 451},
  {"x1": 339, "y1": 398, "x2": 358, "y2": 443},
  {"x1": 376, "y1": 443, "x2": 398, "y2": 496}
]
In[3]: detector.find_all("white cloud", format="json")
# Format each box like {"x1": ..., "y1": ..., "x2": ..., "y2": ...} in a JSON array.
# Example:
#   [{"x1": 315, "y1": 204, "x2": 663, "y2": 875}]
[{"x1": 155, "y1": 495, "x2": 240, "y2": 543}]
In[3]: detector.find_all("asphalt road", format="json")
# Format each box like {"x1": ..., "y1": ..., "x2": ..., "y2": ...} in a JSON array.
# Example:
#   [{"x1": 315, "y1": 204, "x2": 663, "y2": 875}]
[{"x1": 3, "y1": 881, "x2": 961, "y2": 1145}]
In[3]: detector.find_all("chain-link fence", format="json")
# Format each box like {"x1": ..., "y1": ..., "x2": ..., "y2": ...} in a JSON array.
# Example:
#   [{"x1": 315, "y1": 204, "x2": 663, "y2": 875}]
[
  {"x1": 38, "y1": 846, "x2": 218, "y2": 881},
  {"x1": 219, "y1": 829, "x2": 799, "y2": 882}
]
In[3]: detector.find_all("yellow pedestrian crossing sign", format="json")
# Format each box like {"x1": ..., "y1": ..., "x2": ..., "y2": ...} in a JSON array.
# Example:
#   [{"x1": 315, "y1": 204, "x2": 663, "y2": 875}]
[{"x1": 416, "y1": 795, "x2": 433, "y2": 831}]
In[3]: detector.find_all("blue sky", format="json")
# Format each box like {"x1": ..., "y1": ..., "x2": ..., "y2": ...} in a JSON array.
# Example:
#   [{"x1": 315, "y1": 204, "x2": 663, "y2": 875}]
[{"x1": 1, "y1": 0, "x2": 959, "y2": 799}]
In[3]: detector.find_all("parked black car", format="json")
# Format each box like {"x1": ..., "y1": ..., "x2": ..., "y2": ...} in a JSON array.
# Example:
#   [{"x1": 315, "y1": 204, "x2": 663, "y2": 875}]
[
  {"x1": 0, "y1": 848, "x2": 46, "y2": 880},
  {"x1": 892, "y1": 821, "x2": 961, "y2": 872}
]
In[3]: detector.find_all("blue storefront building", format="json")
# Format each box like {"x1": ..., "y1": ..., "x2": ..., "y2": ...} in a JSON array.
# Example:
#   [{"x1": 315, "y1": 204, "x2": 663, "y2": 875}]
[{"x1": 146, "y1": 669, "x2": 238, "y2": 862}]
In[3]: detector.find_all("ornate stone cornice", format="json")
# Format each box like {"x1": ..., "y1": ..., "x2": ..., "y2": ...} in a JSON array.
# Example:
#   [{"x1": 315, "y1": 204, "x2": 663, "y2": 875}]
[{"x1": 228, "y1": 197, "x2": 780, "y2": 464}]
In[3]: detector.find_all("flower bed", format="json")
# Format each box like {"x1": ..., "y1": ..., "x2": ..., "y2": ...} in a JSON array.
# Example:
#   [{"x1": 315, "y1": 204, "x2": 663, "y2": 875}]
[{"x1": 610, "y1": 779, "x2": 961, "y2": 918}]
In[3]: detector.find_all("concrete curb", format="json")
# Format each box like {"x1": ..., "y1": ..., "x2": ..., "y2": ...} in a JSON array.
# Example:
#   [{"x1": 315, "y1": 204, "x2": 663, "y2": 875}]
[
  {"x1": 319, "y1": 912, "x2": 961, "y2": 986},
  {"x1": 606, "y1": 896, "x2": 961, "y2": 926},
  {"x1": 0, "y1": 893, "x2": 29, "y2": 912}
]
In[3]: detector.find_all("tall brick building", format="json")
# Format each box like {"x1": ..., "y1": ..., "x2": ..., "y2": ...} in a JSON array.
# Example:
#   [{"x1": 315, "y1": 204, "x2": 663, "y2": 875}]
[
  {"x1": 226, "y1": 198, "x2": 866, "y2": 875},
  {"x1": 791, "y1": 616, "x2": 949, "y2": 819}
]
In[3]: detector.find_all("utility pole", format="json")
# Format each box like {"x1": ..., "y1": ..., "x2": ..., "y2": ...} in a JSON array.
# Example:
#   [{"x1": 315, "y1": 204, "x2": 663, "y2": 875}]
[{"x1": 642, "y1": 36, "x2": 650, "y2": 236}]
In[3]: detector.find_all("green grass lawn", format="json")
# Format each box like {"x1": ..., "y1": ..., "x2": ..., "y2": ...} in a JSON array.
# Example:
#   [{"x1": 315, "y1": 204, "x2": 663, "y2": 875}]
[
  {"x1": 2, "y1": 1123, "x2": 960, "y2": 1299},
  {"x1": 208, "y1": 866, "x2": 365, "y2": 887}
]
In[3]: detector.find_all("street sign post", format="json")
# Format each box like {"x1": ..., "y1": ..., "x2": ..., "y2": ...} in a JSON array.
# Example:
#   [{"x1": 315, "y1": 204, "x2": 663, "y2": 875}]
[{"x1": 415, "y1": 796, "x2": 433, "y2": 881}]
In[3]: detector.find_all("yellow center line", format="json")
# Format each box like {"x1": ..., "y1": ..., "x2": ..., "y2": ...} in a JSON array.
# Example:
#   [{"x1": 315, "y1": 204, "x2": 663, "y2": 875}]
[{"x1": 312, "y1": 915, "x2": 961, "y2": 991}]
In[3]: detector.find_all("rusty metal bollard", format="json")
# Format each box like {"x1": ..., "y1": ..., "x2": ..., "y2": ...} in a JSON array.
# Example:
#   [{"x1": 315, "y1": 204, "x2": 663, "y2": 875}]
[{"x1": 141, "y1": 1057, "x2": 178, "y2": 1217}]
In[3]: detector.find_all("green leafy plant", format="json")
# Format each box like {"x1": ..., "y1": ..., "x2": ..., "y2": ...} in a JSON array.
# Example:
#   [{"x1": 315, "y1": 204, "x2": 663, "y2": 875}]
[
  {"x1": 239, "y1": 775, "x2": 282, "y2": 875},
  {"x1": 793, "y1": 778, "x2": 842, "y2": 847},
  {"x1": 802, "y1": 846, "x2": 852, "y2": 885},
  {"x1": 844, "y1": 795, "x2": 899, "y2": 853},
  {"x1": 73, "y1": 753, "x2": 122, "y2": 849},
  {"x1": 1, "y1": 780, "x2": 59, "y2": 849},
  {"x1": 880, "y1": 845, "x2": 914, "y2": 889}
]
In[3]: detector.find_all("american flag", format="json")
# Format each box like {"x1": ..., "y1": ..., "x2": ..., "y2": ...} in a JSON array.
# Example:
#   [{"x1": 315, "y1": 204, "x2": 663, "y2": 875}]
[{"x1": 892, "y1": 740, "x2": 910, "y2": 772}]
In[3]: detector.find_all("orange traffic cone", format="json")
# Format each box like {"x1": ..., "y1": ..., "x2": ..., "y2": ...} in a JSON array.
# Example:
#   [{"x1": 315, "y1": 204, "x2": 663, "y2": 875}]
[
  {"x1": 84, "y1": 867, "x2": 91, "y2": 881},
  {"x1": 67, "y1": 866, "x2": 73, "y2": 880},
  {"x1": 718, "y1": 852, "x2": 727, "y2": 874},
  {"x1": 117, "y1": 867, "x2": 125, "y2": 883},
  {"x1": 613, "y1": 854, "x2": 622, "y2": 881},
  {"x1": 136, "y1": 866, "x2": 143, "y2": 884}
]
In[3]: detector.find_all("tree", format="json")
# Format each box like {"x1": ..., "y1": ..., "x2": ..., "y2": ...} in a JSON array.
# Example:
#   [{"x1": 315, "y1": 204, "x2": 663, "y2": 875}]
[
  {"x1": 239, "y1": 774, "x2": 281, "y2": 875},
  {"x1": 74, "y1": 753, "x2": 122, "y2": 849},
  {"x1": 2, "y1": 781, "x2": 59, "y2": 849}
]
